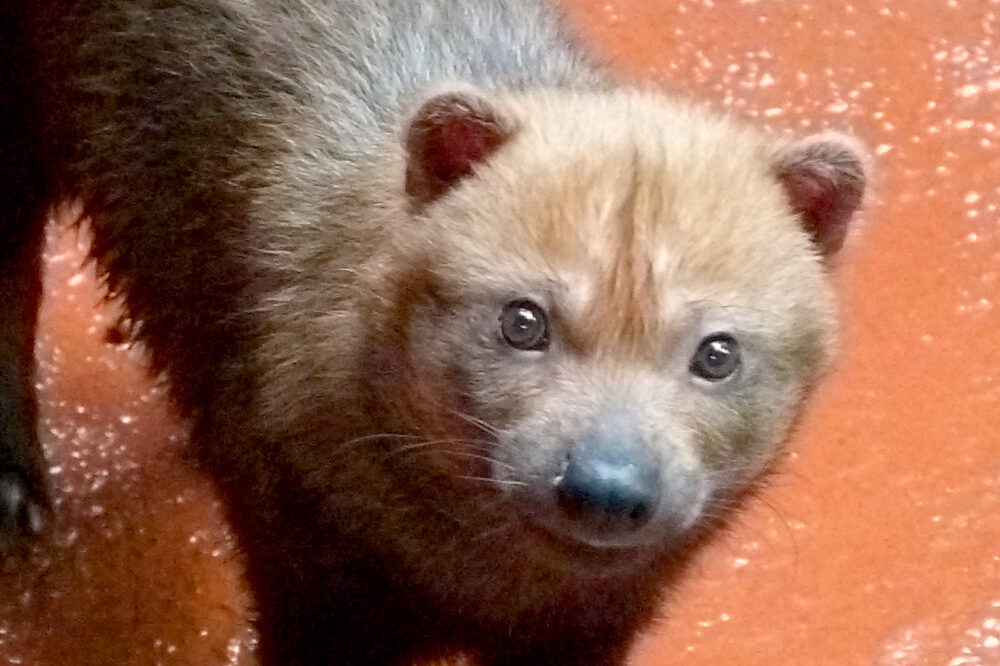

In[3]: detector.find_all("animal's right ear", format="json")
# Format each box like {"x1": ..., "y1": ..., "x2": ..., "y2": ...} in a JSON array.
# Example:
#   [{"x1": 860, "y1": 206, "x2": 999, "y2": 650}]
[
  {"x1": 404, "y1": 88, "x2": 516, "y2": 210},
  {"x1": 775, "y1": 133, "x2": 869, "y2": 258}
]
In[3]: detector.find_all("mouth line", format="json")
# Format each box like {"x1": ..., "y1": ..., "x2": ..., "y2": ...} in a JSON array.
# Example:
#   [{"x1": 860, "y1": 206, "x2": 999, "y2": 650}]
[{"x1": 515, "y1": 511, "x2": 664, "y2": 573}]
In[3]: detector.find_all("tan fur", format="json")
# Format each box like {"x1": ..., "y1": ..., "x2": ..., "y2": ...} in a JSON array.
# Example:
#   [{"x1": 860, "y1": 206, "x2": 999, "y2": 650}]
[
  {"x1": 247, "y1": 86, "x2": 841, "y2": 563},
  {"x1": 6, "y1": 0, "x2": 865, "y2": 661}
]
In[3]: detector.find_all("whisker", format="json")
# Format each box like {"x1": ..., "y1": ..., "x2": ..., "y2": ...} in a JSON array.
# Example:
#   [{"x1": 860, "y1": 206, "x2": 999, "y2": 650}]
[
  {"x1": 455, "y1": 475, "x2": 527, "y2": 487},
  {"x1": 391, "y1": 437, "x2": 493, "y2": 453},
  {"x1": 390, "y1": 440, "x2": 440, "y2": 454},
  {"x1": 448, "y1": 409, "x2": 503, "y2": 438},
  {"x1": 396, "y1": 447, "x2": 516, "y2": 471},
  {"x1": 337, "y1": 432, "x2": 423, "y2": 449}
]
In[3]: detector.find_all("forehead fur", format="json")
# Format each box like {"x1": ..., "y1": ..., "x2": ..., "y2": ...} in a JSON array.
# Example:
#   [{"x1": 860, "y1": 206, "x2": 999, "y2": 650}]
[{"x1": 426, "y1": 90, "x2": 832, "y2": 357}]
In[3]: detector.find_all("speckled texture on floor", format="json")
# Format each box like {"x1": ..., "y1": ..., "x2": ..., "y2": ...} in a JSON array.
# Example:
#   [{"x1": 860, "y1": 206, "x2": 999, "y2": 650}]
[
  {"x1": 0, "y1": 224, "x2": 257, "y2": 665},
  {"x1": 0, "y1": 1, "x2": 998, "y2": 665}
]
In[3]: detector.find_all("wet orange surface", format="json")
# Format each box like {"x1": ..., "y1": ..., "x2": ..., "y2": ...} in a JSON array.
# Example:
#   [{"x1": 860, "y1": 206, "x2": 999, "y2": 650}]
[
  {"x1": 0, "y1": 225, "x2": 257, "y2": 664},
  {"x1": 1, "y1": 1, "x2": 998, "y2": 665}
]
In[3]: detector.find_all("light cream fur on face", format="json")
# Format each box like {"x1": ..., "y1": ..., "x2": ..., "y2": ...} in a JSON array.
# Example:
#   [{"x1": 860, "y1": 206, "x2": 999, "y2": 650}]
[
  {"x1": 422, "y1": 89, "x2": 834, "y2": 355},
  {"x1": 345, "y1": 86, "x2": 855, "y2": 551},
  {"x1": 251, "y1": 80, "x2": 863, "y2": 566}
]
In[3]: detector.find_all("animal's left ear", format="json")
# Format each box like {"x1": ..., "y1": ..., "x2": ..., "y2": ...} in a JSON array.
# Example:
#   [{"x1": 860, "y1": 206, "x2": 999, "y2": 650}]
[{"x1": 775, "y1": 133, "x2": 868, "y2": 257}]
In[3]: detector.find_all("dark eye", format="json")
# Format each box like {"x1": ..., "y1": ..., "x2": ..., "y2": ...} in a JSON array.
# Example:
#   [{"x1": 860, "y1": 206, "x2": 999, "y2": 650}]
[
  {"x1": 500, "y1": 299, "x2": 549, "y2": 351},
  {"x1": 690, "y1": 333, "x2": 741, "y2": 381}
]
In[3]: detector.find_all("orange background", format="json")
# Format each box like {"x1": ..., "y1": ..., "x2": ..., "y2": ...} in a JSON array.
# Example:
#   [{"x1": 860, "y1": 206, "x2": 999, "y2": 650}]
[{"x1": 1, "y1": 1, "x2": 998, "y2": 664}]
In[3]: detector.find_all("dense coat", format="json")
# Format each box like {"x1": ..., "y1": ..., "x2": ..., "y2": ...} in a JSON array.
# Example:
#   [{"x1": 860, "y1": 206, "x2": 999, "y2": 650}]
[{"x1": 0, "y1": 1, "x2": 866, "y2": 664}]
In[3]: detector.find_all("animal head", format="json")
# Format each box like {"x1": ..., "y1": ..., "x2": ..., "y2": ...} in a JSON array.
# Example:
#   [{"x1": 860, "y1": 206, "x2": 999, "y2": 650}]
[{"x1": 363, "y1": 84, "x2": 866, "y2": 562}]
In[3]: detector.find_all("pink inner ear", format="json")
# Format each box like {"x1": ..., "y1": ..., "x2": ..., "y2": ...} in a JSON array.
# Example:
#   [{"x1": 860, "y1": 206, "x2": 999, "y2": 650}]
[
  {"x1": 784, "y1": 166, "x2": 853, "y2": 256},
  {"x1": 428, "y1": 114, "x2": 505, "y2": 185},
  {"x1": 405, "y1": 92, "x2": 512, "y2": 209},
  {"x1": 786, "y1": 166, "x2": 843, "y2": 230},
  {"x1": 778, "y1": 142, "x2": 866, "y2": 257}
]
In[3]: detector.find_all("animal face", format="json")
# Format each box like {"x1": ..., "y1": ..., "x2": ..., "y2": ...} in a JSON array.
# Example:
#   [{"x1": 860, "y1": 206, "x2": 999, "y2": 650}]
[{"x1": 358, "y1": 87, "x2": 861, "y2": 562}]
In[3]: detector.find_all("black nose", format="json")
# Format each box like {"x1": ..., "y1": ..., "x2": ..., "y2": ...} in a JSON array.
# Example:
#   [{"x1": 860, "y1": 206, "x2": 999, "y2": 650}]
[{"x1": 554, "y1": 423, "x2": 662, "y2": 534}]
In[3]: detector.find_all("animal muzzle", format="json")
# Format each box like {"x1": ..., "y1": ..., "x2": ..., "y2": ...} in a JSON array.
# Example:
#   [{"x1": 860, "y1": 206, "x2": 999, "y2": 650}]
[{"x1": 549, "y1": 416, "x2": 704, "y2": 547}]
